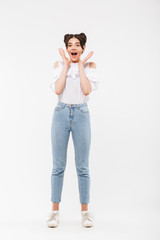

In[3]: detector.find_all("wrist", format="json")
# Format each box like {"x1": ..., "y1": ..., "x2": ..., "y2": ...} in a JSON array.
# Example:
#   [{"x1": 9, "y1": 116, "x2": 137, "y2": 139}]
[
  {"x1": 78, "y1": 62, "x2": 84, "y2": 68},
  {"x1": 63, "y1": 63, "x2": 69, "y2": 69}
]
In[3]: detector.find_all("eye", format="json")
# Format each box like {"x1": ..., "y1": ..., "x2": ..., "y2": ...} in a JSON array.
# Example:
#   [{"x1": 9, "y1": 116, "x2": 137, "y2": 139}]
[{"x1": 68, "y1": 44, "x2": 80, "y2": 47}]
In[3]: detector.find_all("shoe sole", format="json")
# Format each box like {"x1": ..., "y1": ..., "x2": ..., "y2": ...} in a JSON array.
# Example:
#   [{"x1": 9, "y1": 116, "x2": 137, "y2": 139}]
[
  {"x1": 47, "y1": 223, "x2": 59, "y2": 228},
  {"x1": 47, "y1": 225, "x2": 58, "y2": 228},
  {"x1": 46, "y1": 220, "x2": 59, "y2": 228},
  {"x1": 82, "y1": 222, "x2": 93, "y2": 228},
  {"x1": 83, "y1": 225, "x2": 93, "y2": 228}
]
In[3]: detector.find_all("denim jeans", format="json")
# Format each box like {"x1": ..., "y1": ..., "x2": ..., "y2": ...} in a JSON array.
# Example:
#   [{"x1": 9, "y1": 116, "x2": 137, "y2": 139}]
[{"x1": 51, "y1": 101, "x2": 91, "y2": 204}]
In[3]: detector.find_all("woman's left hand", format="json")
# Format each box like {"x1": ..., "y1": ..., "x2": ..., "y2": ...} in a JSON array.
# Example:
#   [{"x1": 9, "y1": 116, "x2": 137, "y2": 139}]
[{"x1": 78, "y1": 51, "x2": 94, "y2": 66}]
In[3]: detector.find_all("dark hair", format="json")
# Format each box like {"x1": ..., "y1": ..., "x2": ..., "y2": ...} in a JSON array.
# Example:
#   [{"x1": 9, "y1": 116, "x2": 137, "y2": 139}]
[{"x1": 64, "y1": 33, "x2": 87, "y2": 53}]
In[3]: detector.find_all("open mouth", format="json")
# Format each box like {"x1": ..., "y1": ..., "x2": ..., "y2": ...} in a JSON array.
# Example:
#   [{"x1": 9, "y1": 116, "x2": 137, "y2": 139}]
[{"x1": 71, "y1": 52, "x2": 78, "y2": 55}]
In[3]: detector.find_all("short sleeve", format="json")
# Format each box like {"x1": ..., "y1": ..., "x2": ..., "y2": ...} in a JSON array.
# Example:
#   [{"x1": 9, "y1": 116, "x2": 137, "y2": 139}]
[
  {"x1": 50, "y1": 61, "x2": 63, "y2": 93},
  {"x1": 85, "y1": 62, "x2": 99, "y2": 91}
]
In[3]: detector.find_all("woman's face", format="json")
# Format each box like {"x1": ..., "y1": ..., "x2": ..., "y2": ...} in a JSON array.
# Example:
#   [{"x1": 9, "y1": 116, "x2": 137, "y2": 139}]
[{"x1": 66, "y1": 37, "x2": 85, "y2": 63}]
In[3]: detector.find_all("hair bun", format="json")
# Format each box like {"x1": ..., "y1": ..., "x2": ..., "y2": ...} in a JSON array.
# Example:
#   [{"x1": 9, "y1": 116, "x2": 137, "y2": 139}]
[
  {"x1": 79, "y1": 33, "x2": 87, "y2": 44},
  {"x1": 64, "y1": 34, "x2": 70, "y2": 42}
]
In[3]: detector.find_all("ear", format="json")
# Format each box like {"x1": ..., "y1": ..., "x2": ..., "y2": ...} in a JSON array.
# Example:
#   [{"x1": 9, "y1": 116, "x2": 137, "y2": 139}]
[{"x1": 82, "y1": 45, "x2": 86, "y2": 52}]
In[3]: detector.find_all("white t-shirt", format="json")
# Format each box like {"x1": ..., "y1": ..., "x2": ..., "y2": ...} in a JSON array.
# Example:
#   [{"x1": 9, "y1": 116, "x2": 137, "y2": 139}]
[{"x1": 50, "y1": 61, "x2": 99, "y2": 104}]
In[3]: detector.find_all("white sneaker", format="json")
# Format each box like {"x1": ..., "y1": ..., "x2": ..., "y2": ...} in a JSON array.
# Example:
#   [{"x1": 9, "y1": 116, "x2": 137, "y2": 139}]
[
  {"x1": 46, "y1": 211, "x2": 59, "y2": 228},
  {"x1": 81, "y1": 211, "x2": 94, "y2": 227}
]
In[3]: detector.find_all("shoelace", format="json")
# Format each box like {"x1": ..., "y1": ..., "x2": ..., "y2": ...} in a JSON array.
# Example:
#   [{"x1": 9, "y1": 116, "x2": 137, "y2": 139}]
[
  {"x1": 47, "y1": 212, "x2": 59, "y2": 222},
  {"x1": 83, "y1": 212, "x2": 93, "y2": 222}
]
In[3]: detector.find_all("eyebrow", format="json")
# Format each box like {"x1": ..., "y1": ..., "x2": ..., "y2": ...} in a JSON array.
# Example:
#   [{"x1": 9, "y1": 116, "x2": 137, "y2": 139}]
[{"x1": 68, "y1": 42, "x2": 80, "y2": 44}]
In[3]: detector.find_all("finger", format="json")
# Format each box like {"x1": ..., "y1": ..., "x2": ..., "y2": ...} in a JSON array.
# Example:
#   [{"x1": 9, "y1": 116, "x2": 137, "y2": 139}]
[
  {"x1": 60, "y1": 48, "x2": 67, "y2": 60},
  {"x1": 59, "y1": 48, "x2": 65, "y2": 57},
  {"x1": 62, "y1": 49, "x2": 67, "y2": 59},
  {"x1": 58, "y1": 48, "x2": 66, "y2": 60},
  {"x1": 58, "y1": 48, "x2": 63, "y2": 57},
  {"x1": 82, "y1": 51, "x2": 94, "y2": 63}
]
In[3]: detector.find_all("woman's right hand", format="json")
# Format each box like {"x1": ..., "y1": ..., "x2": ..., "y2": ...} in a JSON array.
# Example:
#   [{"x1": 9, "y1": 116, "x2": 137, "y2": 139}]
[{"x1": 58, "y1": 48, "x2": 71, "y2": 69}]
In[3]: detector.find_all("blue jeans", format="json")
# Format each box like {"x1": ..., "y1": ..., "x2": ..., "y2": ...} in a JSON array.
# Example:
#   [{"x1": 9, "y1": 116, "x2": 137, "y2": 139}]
[{"x1": 51, "y1": 101, "x2": 91, "y2": 204}]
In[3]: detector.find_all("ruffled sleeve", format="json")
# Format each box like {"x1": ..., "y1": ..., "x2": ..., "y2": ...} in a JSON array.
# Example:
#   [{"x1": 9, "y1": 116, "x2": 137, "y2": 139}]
[
  {"x1": 85, "y1": 62, "x2": 99, "y2": 91},
  {"x1": 50, "y1": 61, "x2": 63, "y2": 93}
]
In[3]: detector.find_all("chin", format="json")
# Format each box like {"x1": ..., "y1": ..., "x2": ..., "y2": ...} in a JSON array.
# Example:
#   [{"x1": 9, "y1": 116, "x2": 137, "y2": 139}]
[{"x1": 71, "y1": 58, "x2": 79, "y2": 62}]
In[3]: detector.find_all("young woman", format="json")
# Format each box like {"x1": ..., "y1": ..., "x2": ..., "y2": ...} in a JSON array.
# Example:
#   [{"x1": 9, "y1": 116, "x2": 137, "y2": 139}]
[{"x1": 47, "y1": 33, "x2": 99, "y2": 228}]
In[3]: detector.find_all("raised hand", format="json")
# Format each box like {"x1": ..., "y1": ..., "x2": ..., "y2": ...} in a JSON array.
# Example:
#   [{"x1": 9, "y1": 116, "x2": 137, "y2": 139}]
[
  {"x1": 58, "y1": 48, "x2": 71, "y2": 68},
  {"x1": 78, "y1": 51, "x2": 94, "y2": 66}
]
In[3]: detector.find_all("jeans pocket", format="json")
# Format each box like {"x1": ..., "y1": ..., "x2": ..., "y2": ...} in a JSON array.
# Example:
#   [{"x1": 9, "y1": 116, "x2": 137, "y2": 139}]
[
  {"x1": 54, "y1": 105, "x2": 65, "y2": 112},
  {"x1": 79, "y1": 106, "x2": 89, "y2": 113}
]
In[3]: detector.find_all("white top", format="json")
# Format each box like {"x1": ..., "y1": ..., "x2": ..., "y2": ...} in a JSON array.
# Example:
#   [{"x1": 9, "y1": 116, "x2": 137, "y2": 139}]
[{"x1": 50, "y1": 61, "x2": 99, "y2": 104}]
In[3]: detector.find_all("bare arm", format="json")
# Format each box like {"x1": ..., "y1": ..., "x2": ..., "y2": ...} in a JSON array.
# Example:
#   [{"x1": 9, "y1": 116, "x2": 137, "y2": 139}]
[
  {"x1": 79, "y1": 62, "x2": 96, "y2": 95},
  {"x1": 54, "y1": 61, "x2": 69, "y2": 95}
]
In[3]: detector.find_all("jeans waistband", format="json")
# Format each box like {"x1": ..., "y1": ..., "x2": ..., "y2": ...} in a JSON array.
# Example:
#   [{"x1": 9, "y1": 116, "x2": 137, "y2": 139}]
[{"x1": 57, "y1": 101, "x2": 88, "y2": 108}]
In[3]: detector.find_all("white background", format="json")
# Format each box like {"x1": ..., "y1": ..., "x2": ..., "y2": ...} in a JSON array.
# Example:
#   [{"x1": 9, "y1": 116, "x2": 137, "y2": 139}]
[{"x1": 0, "y1": 0, "x2": 159, "y2": 239}]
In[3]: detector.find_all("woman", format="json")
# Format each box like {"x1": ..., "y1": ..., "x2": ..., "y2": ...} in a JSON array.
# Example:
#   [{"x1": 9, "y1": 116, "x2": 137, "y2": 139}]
[{"x1": 47, "y1": 33, "x2": 99, "y2": 228}]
